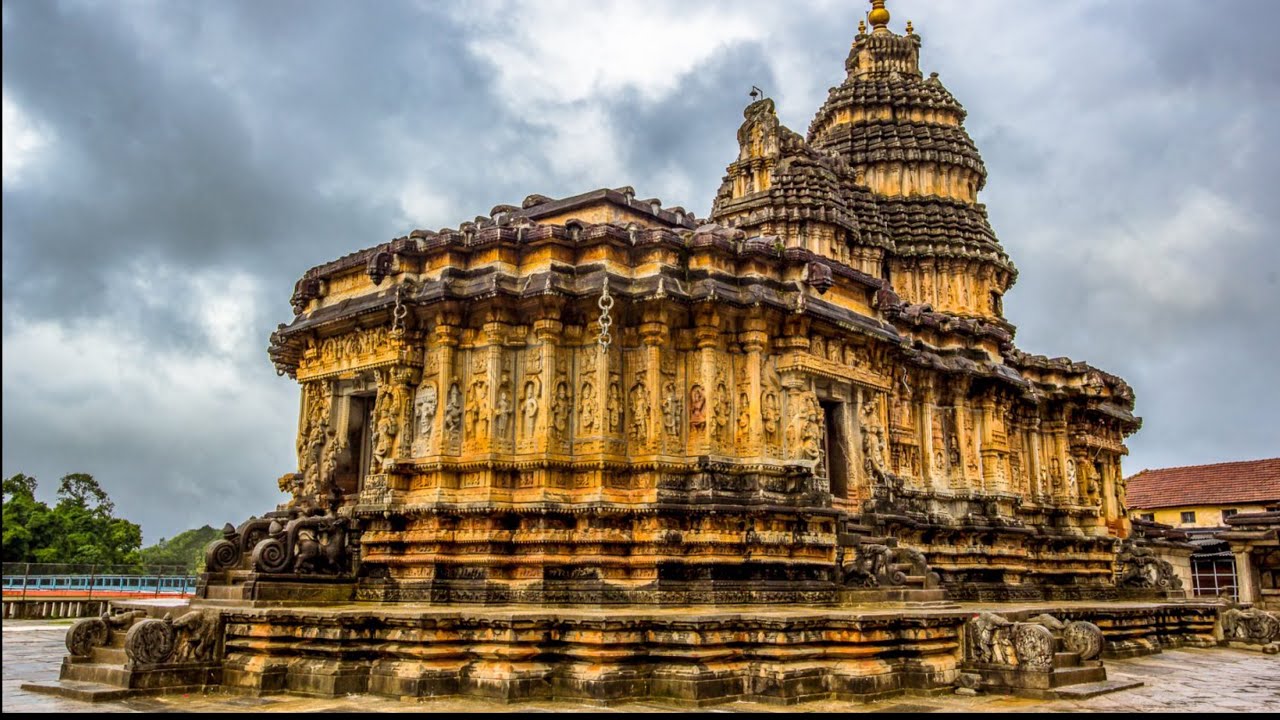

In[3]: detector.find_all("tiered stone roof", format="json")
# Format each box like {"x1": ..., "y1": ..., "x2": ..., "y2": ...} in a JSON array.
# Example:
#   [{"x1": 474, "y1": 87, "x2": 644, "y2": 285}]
[
  {"x1": 811, "y1": 116, "x2": 987, "y2": 181},
  {"x1": 879, "y1": 196, "x2": 1012, "y2": 269}
]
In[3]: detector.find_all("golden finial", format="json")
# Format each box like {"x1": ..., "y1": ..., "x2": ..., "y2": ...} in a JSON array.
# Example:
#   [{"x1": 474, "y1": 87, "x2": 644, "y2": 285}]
[
  {"x1": 868, "y1": 0, "x2": 891, "y2": 33},
  {"x1": 906, "y1": 20, "x2": 914, "y2": 35},
  {"x1": 858, "y1": 19, "x2": 867, "y2": 35}
]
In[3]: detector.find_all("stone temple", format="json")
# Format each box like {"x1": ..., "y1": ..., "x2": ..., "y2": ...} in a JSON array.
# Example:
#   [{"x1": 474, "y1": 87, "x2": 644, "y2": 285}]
[{"x1": 32, "y1": 0, "x2": 1280, "y2": 707}]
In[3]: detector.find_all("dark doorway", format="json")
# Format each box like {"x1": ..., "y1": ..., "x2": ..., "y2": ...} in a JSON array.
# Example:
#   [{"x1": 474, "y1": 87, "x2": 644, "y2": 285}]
[
  {"x1": 336, "y1": 394, "x2": 375, "y2": 496},
  {"x1": 821, "y1": 400, "x2": 849, "y2": 499}
]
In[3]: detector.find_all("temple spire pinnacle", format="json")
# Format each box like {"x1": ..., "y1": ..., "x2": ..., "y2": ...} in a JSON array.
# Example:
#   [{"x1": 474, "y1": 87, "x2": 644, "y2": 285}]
[{"x1": 868, "y1": 0, "x2": 891, "y2": 34}]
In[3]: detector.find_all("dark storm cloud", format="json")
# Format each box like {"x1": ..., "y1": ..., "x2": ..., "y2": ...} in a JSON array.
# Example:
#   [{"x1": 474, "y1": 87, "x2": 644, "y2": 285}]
[
  {"x1": 933, "y1": 0, "x2": 1280, "y2": 468},
  {"x1": 606, "y1": 45, "x2": 779, "y2": 215},
  {"x1": 1, "y1": 0, "x2": 497, "y2": 319},
  {"x1": 3, "y1": 0, "x2": 1277, "y2": 542}
]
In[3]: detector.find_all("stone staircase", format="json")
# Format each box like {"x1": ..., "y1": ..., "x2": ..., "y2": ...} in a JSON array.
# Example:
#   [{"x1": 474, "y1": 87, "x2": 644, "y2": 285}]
[
  {"x1": 960, "y1": 612, "x2": 1142, "y2": 699},
  {"x1": 21, "y1": 602, "x2": 222, "y2": 702}
]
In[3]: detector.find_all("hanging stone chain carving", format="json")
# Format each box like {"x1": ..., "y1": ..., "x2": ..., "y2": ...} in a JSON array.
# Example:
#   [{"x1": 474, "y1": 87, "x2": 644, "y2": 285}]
[
  {"x1": 597, "y1": 277, "x2": 614, "y2": 353},
  {"x1": 390, "y1": 284, "x2": 408, "y2": 340}
]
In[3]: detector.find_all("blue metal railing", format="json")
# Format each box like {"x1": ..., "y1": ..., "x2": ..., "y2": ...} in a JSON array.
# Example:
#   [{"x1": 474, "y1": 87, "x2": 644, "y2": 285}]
[{"x1": 1, "y1": 563, "x2": 198, "y2": 599}]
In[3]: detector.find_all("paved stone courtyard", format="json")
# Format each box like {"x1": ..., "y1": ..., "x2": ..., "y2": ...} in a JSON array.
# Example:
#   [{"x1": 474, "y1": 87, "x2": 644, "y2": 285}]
[{"x1": 4, "y1": 620, "x2": 1277, "y2": 713}]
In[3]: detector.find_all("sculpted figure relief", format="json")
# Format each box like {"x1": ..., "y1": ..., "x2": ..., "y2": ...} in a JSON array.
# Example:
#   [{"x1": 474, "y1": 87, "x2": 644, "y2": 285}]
[
  {"x1": 580, "y1": 382, "x2": 597, "y2": 432},
  {"x1": 371, "y1": 388, "x2": 398, "y2": 472},
  {"x1": 712, "y1": 383, "x2": 731, "y2": 443},
  {"x1": 860, "y1": 395, "x2": 889, "y2": 482},
  {"x1": 931, "y1": 413, "x2": 945, "y2": 471},
  {"x1": 761, "y1": 390, "x2": 780, "y2": 445},
  {"x1": 495, "y1": 384, "x2": 512, "y2": 440},
  {"x1": 296, "y1": 383, "x2": 332, "y2": 504},
  {"x1": 607, "y1": 381, "x2": 623, "y2": 434},
  {"x1": 689, "y1": 385, "x2": 707, "y2": 432},
  {"x1": 800, "y1": 394, "x2": 822, "y2": 462},
  {"x1": 414, "y1": 383, "x2": 438, "y2": 445},
  {"x1": 520, "y1": 379, "x2": 540, "y2": 440},
  {"x1": 551, "y1": 380, "x2": 571, "y2": 440},
  {"x1": 662, "y1": 382, "x2": 681, "y2": 441},
  {"x1": 966, "y1": 612, "x2": 1016, "y2": 666},
  {"x1": 443, "y1": 382, "x2": 462, "y2": 443},
  {"x1": 466, "y1": 379, "x2": 489, "y2": 441},
  {"x1": 630, "y1": 382, "x2": 650, "y2": 443}
]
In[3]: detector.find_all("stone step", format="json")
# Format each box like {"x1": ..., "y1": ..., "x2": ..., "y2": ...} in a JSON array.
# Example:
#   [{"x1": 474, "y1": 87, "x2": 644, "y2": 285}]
[
  {"x1": 903, "y1": 600, "x2": 960, "y2": 609},
  {"x1": 1053, "y1": 652, "x2": 1080, "y2": 668},
  {"x1": 200, "y1": 584, "x2": 251, "y2": 600},
  {"x1": 62, "y1": 662, "x2": 131, "y2": 687},
  {"x1": 20, "y1": 679, "x2": 135, "y2": 703},
  {"x1": 1048, "y1": 665, "x2": 1107, "y2": 688},
  {"x1": 90, "y1": 645, "x2": 127, "y2": 665},
  {"x1": 1048, "y1": 678, "x2": 1145, "y2": 700}
]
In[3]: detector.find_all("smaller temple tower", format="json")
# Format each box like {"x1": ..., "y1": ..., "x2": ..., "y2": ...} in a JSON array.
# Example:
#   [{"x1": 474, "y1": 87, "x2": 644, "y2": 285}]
[{"x1": 807, "y1": 0, "x2": 1016, "y2": 320}]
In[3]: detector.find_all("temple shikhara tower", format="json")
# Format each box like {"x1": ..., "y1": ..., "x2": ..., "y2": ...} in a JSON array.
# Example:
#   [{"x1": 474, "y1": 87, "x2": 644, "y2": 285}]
[{"x1": 41, "y1": 1, "x2": 1270, "y2": 707}]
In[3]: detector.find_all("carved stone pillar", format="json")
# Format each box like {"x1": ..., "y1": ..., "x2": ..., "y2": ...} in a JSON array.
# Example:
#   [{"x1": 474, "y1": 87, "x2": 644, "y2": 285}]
[
  {"x1": 637, "y1": 308, "x2": 667, "y2": 454},
  {"x1": 738, "y1": 314, "x2": 768, "y2": 457},
  {"x1": 1028, "y1": 417, "x2": 1047, "y2": 503},
  {"x1": 433, "y1": 319, "x2": 462, "y2": 457},
  {"x1": 1044, "y1": 414, "x2": 1069, "y2": 503},
  {"x1": 979, "y1": 395, "x2": 1008, "y2": 494},
  {"x1": 692, "y1": 306, "x2": 720, "y2": 455},
  {"x1": 534, "y1": 309, "x2": 565, "y2": 456},
  {"x1": 1235, "y1": 550, "x2": 1257, "y2": 604},
  {"x1": 482, "y1": 318, "x2": 512, "y2": 453},
  {"x1": 389, "y1": 366, "x2": 417, "y2": 462},
  {"x1": 920, "y1": 379, "x2": 938, "y2": 491}
]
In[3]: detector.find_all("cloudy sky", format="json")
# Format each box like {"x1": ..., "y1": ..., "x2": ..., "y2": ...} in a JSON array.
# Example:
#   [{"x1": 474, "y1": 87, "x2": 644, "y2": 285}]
[{"x1": 4, "y1": 0, "x2": 1278, "y2": 543}]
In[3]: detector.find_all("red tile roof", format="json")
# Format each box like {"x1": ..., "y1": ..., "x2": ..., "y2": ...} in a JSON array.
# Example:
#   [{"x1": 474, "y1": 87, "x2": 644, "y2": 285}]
[{"x1": 1126, "y1": 458, "x2": 1280, "y2": 510}]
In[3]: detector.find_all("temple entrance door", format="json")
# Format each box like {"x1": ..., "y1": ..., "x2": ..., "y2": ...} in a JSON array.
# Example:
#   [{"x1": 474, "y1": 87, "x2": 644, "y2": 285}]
[
  {"x1": 343, "y1": 394, "x2": 375, "y2": 494},
  {"x1": 821, "y1": 400, "x2": 849, "y2": 500}
]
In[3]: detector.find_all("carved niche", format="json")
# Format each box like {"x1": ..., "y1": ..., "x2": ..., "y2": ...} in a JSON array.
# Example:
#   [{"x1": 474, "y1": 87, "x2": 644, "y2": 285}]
[
  {"x1": 580, "y1": 382, "x2": 597, "y2": 433},
  {"x1": 519, "y1": 378, "x2": 540, "y2": 444},
  {"x1": 662, "y1": 381, "x2": 682, "y2": 444},
  {"x1": 411, "y1": 382, "x2": 438, "y2": 455}
]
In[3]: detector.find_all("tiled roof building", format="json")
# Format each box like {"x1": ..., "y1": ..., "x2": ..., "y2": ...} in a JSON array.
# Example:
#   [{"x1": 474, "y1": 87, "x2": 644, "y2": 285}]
[{"x1": 1128, "y1": 459, "x2": 1280, "y2": 511}]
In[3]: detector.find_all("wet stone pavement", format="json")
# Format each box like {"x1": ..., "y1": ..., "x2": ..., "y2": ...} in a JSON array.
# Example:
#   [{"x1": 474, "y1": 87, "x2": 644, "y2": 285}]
[{"x1": 4, "y1": 620, "x2": 1278, "y2": 713}]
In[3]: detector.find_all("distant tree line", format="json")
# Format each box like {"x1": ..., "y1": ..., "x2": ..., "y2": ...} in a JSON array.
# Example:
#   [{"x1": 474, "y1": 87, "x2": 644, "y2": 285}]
[{"x1": 2, "y1": 473, "x2": 217, "y2": 572}]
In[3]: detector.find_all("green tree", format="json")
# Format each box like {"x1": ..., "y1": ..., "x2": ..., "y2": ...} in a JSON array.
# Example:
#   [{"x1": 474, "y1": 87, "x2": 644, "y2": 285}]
[
  {"x1": 2, "y1": 473, "x2": 55, "y2": 563},
  {"x1": 2, "y1": 472, "x2": 142, "y2": 567}
]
